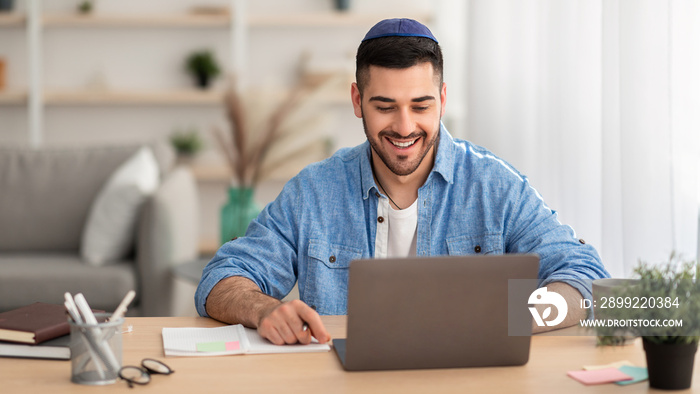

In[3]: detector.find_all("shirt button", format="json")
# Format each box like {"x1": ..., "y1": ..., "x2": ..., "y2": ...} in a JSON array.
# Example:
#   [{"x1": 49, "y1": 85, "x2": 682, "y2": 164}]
[
  {"x1": 329, "y1": 255, "x2": 336, "y2": 263},
  {"x1": 579, "y1": 239, "x2": 586, "y2": 244},
  {"x1": 378, "y1": 216, "x2": 384, "y2": 223},
  {"x1": 474, "y1": 245, "x2": 481, "y2": 253}
]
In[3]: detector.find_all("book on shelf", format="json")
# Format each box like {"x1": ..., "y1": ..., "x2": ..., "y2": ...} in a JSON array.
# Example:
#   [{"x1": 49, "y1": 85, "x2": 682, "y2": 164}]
[
  {"x1": 0, "y1": 335, "x2": 70, "y2": 360},
  {"x1": 0, "y1": 302, "x2": 70, "y2": 345},
  {"x1": 162, "y1": 325, "x2": 331, "y2": 357}
]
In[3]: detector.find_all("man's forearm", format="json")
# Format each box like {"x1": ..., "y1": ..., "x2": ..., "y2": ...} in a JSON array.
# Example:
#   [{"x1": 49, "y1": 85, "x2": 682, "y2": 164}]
[{"x1": 205, "y1": 276, "x2": 281, "y2": 328}]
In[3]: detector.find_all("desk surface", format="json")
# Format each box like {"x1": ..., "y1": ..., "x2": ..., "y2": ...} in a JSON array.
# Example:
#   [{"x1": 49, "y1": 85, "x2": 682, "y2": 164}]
[{"x1": 1, "y1": 316, "x2": 696, "y2": 393}]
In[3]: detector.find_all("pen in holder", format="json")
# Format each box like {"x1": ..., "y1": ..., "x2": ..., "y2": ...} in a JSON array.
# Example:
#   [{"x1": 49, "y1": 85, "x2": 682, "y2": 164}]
[{"x1": 69, "y1": 313, "x2": 123, "y2": 385}]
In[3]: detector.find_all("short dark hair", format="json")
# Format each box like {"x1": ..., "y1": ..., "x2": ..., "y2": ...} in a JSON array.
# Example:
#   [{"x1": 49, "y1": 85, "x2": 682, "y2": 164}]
[{"x1": 355, "y1": 36, "x2": 443, "y2": 96}]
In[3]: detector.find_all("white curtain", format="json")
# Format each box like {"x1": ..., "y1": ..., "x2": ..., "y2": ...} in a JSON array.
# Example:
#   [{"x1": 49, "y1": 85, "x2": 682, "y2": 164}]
[{"x1": 464, "y1": 0, "x2": 700, "y2": 277}]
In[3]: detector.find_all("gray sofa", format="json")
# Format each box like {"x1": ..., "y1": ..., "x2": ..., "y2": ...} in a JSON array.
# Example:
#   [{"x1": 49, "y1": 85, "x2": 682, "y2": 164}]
[{"x1": 0, "y1": 143, "x2": 199, "y2": 316}]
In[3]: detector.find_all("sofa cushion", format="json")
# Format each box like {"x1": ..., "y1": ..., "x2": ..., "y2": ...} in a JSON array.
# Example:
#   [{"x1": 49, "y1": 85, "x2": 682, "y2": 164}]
[
  {"x1": 0, "y1": 254, "x2": 137, "y2": 312},
  {"x1": 81, "y1": 147, "x2": 159, "y2": 265},
  {"x1": 0, "y1": 142, "x2": 174, "y2": 252}
]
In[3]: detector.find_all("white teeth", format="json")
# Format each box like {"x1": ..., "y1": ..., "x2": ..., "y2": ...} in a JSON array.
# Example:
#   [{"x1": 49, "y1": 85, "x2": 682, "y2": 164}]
[{"x1": 391, "y1": 139, "x2": 417, "y2": 148}]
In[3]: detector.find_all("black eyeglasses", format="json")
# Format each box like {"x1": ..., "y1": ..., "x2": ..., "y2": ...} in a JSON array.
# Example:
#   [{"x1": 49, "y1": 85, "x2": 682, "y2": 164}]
[{"x1": 119, "y1": 359, "x2": 174, "y2": 388}]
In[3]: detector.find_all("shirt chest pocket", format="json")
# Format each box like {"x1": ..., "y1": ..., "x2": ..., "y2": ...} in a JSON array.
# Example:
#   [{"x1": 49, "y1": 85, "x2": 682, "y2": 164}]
[
  {"x1": 446, "y1": 233, "x2": 504, "y2": 256},
  {"x1": 305, "y1": 239, "x2": 362, "y2": 315},
  {"x1": 308, "y1": 239, "x2": 362, "y2": 269}
]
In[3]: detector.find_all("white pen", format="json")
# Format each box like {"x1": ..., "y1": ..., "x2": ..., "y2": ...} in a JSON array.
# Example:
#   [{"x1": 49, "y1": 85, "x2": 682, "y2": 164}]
[
  {"x1": 73, "y1": 293, "x2": 121, "y2": 373},
  {"x1": 73, "y1": 293, "x2": 98, "y2": 325},
  {"x1": 64, "y1": 292, "x2": 83, "y2": 324},
  {"x1": 65, "y1": 293, "x2": 106, "y2": 379},
  {"x1": 108, "y1": 290, "x2": 135, "y2": 322}
]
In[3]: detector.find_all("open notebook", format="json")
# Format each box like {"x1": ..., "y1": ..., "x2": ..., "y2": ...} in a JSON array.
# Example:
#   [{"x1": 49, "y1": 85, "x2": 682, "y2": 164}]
[{"x1": 162, "y1": 325, "x2": 330, "y2": 357}]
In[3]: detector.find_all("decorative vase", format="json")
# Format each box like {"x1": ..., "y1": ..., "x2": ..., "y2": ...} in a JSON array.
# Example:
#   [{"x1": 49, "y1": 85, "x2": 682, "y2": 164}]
[
  {"x1": 220, "y1": 187, "x2": 260, "y2": 245},
  {"x1": 643, "y1": 338, "x2": 698, "y2": 390}
]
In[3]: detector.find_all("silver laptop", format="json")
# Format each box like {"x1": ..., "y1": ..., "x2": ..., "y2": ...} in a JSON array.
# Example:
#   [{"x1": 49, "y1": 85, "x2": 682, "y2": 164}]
[{"x1": 333, "y1": 254, "x2": 539, "y2": 371}]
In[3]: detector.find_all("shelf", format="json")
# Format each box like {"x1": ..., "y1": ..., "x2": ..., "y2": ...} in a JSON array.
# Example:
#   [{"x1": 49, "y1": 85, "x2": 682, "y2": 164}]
[
  {"x1": 0, "y1": 90, "x2": 28, "y2": 105},
  {"x1": 43, "y1": 89, "x2": 225, "y2": 105},
  {"x1": 249, "y1": 12, "x2": 433, "y2": 27},
  {"x1": 0, "y1": 13, "x2": 25, "y2": 27},
  {"x1": 42, "y1": 14, "x2": 231, "y2": 28},
  {"x1": 40, "y1": 12, "x2": 432, "y2": 29},
  {"x1": 189, "y1": 162, "x2": 233, "y2": 182}
]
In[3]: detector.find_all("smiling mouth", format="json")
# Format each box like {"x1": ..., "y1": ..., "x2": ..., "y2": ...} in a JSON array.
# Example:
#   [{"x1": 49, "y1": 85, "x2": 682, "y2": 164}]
[{"x1": 387, "y1": 137, "x2": 419, "y2": 149}]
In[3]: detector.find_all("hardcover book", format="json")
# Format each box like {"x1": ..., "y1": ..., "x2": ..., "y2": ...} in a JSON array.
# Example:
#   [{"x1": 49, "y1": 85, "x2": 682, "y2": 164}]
[
  {"x1": 0, "y1": 335, "x2": 70, "y2": 360},
  {"x1": 0, "y1": 303, "x2": 70, "y2": 345}
]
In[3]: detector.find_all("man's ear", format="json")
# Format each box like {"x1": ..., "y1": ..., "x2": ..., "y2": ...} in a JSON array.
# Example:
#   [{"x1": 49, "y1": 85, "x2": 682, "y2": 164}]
[
  {"x1": 440, "y1": 82, "x2": 447, "y2": 118},
  {"x1": 351, "y1": 82, "x2": 362, "y2": 118}
]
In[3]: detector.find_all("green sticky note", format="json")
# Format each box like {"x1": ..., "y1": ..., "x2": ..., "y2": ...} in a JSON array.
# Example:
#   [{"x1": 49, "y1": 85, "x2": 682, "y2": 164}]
[
  {"x1": 615, "y1": 366, "x2": 648, "y2": 385},
  {"x1": 196, "y1": 341, "x2": 227, "y2": 352}
]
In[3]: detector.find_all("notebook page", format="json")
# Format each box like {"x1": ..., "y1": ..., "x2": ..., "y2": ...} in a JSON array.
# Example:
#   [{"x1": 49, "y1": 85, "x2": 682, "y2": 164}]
[
  {"x1": 162, "y1": 325, "x2": 248, "y2": 357},
  {"x1": 243, "y1": 327, "x2": 331, "y2": 354}
]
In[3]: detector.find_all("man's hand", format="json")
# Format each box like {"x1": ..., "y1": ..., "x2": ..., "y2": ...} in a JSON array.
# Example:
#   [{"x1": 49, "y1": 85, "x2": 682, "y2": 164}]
[
  {"x1": 205, "y1": 276, "x2": 330, "y2": 345},
  {"x1": 257, "y1": 300, "x2": 331, "y2": 345}
]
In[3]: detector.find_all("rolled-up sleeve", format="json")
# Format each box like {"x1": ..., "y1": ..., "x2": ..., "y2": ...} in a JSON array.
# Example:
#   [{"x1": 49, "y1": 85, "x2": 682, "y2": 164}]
[
  {"x1": 195, "y1": 179, "x2": 301, "y2": 317},
  {"x1": 505, "y1": 177, "x2": 610, "y2": 301}
]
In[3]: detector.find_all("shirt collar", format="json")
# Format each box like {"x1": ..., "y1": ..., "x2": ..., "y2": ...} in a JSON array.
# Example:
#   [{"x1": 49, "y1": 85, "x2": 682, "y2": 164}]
[{"x1": 360, "y1": 122, "x2": 455, "y2": 201}]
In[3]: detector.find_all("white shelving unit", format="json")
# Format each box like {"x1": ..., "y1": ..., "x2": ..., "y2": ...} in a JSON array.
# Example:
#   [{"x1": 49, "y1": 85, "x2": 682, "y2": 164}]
[
  {"x1": 1, "y1": 1, "x2": 433, "y2": 148},
  {"x1": 1, "y1": 0, "x2": 439, "y2": 255}
]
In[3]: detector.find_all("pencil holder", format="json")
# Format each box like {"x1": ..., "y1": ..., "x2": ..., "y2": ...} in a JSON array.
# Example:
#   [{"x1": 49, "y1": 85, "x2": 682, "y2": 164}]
[{"x1": 69, "y1": 313, "x2": 123, "y2": 385}]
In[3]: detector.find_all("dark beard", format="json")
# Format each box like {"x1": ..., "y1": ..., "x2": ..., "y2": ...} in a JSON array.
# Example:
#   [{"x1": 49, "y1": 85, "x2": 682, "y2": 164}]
[{"x1": 362, "y1": 116, "x2": 440, "y2": 176}]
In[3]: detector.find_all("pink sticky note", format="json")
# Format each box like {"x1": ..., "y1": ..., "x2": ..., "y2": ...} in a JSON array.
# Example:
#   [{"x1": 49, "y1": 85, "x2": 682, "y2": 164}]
[
  {"x1": 567, "y1": 368, "x2": 633, "y2": 385},
  {"x1": 225, "y1": 341, "x2": 240, "y2": 351}
]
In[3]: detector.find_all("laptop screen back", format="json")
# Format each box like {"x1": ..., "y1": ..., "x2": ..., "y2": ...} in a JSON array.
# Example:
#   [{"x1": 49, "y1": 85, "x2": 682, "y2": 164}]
[{"x1": 338, "y1": 254, "x2": 539, "y2": 371}]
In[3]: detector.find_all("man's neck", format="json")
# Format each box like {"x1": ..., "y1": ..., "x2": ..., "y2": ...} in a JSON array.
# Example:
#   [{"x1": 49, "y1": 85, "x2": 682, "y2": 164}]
[{"x1": 371, "y1": 148, "x2": 435, "y2": 209}]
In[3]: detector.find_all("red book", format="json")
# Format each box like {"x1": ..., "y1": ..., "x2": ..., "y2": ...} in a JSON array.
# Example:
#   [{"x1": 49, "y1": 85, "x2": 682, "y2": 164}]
[{"x1": 0, "y1": 303, "x2": 70, "y2": 345}]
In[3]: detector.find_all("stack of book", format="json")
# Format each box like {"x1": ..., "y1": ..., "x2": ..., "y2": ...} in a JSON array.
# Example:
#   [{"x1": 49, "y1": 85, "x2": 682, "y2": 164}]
[{"x1": 0, "y1": 303, "x2": 72, "y2": 360}]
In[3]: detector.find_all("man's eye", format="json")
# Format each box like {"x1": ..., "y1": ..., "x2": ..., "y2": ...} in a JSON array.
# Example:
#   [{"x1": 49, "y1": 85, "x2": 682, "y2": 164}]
[
  {"x1": 413, "y1": 106, "x2": 429, "y2": 112},
  {"x1": 377, "y1": 106, "x2": 393, "y2": 112}
]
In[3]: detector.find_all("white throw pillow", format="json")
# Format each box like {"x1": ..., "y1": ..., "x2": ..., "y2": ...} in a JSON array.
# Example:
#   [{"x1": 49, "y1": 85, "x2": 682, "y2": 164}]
[{"x1": 81, "y1": 147, "x2": 160, "y2": 265}]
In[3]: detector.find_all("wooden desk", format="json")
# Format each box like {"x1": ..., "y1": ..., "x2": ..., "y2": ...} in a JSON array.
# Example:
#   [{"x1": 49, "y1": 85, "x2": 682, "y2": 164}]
[{"x1": 1, "y1": 316, "x2": 696, "y2": 393}]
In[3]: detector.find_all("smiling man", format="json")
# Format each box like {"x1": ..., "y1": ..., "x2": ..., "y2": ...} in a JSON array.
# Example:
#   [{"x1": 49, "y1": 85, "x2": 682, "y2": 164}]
[{"x1": 195, "y1": 19, "x2": 609, "y2": 345}]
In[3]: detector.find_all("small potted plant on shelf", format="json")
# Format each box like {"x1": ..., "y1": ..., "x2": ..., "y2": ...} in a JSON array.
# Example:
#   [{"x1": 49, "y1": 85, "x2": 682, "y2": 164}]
[
  {"x1": 0, "y1": 0, "x2": 14, "y2": 12},
  {"x1": 170, "y1": 129, "x2": 203, "y2": 163},
  {"x1": 185, "y1": 50, "x2": 221, "y2": 89},
  {"x1": 77, "y1": 0, "x2": 94, "y2": 14},
  {"x1": 593, "y1": 253, "x2": 700, "y2": 390}
]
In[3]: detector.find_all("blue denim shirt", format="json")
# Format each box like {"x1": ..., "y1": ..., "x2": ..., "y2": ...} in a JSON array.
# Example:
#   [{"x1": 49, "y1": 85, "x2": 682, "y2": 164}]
[{"x1": 195, "y1": 125, "x2": 610, "y2": 316}]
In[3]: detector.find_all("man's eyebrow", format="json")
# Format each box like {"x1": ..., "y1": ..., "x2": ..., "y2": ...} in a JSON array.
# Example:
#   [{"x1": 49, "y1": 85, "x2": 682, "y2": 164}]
[
  {"x1": 368, "y1": 95, "x2": 436, "y2": 103},
  {"x1": 412, "y1": 96, "x2": 436, "y2": 103},
  {"x1": 368, "y1": 96, "x2": 395, "y2": 103}
]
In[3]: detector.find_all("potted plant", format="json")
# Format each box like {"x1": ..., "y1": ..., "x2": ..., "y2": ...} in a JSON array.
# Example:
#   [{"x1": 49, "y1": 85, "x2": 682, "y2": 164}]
[
  {"x1": 185, "y1": 50, "x2": 221, "y2": 89},
  {"x1": 170, "y1": 129, "x2": 203, "y2": 163},
  {"x1": 0, "y1": 0, "x2": 14, "y2": 12},
  {"x1": 77, "y1": 0, "x2": 93, "y2": 14},
  {"x1": 594, "y1": 253, "x2": 700, "y2": 390}
]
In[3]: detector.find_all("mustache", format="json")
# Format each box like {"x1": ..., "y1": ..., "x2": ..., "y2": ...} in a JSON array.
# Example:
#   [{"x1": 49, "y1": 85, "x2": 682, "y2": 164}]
[{"x1": 378, "y1": 130, "x2": 427, "y2": 140}]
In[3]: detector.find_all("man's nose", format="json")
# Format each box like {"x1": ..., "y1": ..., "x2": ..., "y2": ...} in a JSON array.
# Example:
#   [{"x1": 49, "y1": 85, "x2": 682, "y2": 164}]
[{"x1": 394, "y1": 108, "x2": 414, "y2": 136}]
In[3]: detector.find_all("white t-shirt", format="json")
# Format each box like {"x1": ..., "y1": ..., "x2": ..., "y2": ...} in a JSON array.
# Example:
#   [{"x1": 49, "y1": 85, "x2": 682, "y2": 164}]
[{"x1": 374, "y1": 197, "x2": 418, "y2": 258}]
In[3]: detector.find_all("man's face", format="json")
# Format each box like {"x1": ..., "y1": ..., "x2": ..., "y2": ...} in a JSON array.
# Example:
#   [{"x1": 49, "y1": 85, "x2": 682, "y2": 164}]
[{"x1": 352, "y1": 63, "x2": 446, "y2": 177}]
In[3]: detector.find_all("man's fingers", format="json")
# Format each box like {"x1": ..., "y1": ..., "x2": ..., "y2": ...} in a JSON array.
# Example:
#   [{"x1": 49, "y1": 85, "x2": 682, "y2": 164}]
[
  {"x1": 257, "y1": 300, "x2": 330, "y2": 345},
  {"x1": 297, "y1": 304, "x2": 330, "y2": 344},
  {"x1": 258, "y1": 319, "x2": 285, "y2": 345}
]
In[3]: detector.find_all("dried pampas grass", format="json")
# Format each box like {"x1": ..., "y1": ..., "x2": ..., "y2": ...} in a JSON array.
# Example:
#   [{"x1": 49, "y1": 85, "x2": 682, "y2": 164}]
[{"x1": 214, "y1": 74, "x2": 340, "y2": 187}]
